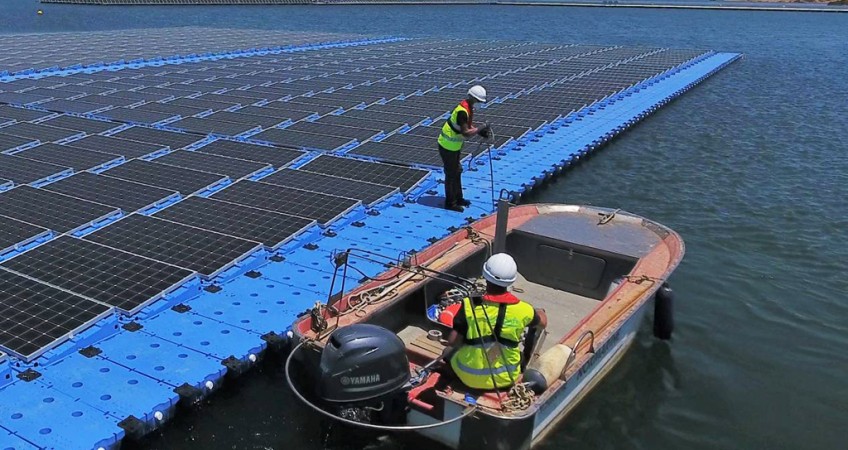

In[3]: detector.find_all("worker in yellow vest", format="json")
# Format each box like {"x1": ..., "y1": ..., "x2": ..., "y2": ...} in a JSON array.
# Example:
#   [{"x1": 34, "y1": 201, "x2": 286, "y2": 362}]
[
  {"x1": 447, "y1": 253, "x2": 548, "y2": 390},
  {"x1": 437, "y1": 85, "x2": 490, "y2": 212}
]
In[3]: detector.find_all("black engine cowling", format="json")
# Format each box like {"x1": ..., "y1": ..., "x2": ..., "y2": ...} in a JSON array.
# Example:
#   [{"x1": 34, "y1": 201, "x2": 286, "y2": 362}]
[{"x1": 318, "y1": 324, "x2": 410, "y2": 404}]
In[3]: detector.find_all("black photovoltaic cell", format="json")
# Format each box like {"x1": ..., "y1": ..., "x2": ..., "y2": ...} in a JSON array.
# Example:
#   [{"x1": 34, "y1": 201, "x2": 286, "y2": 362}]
[
  {"x1": 300, "y1": 155, "x2": 429, "y2": 193},
  {"x1": 111, "y1": 127, "x2": 204, "y2": 150},
  {"x1": 0, "y1": 105, "x2": 53, "y2": 122},
  {"x1": 211, "y1": 180, "x2": 360, "y2": 226},
  {"x1": 132, "y1": 102, "x2": 210, "y2": 118},
  {"x1": 0, "y1": 186, "x2": 119, "y2": 233},
  {"x1": 165, "y1": 97, "x2": 236, "y2": 113},
  {"x1": 84, "y1": 214, "x2": 260, "y2": 278},
  {"x1": 66, "y1": 134, "x2": 165, "y2": 159},
  {"x1": 0, "y1": 154, "x2": 70, "y2": 185},
  {"x1": 75, "y1": 95, "x2": 139, "y2": 108},
  {"x1": 166, "y1": 117, "x2": 257, "y2": 137},
  {"x1": 249, "y1": 128, "x2": 353, "y2": 152},
  {"x1": 0, "y1": 122, "x2": 82, "y2": 143},
  {"x1": 154, "y1": 196, "x2": 315, "y2": 249},
  {"x1": 380, "y1": 132, "x2": 436, "y2": 149},
  {"x1": 236, "y1": 106, "x2": 312, "y2": 122},
  {"x1": 0, "y1": 133, "x2": 37, "y2": 152},
  {"x1": 43, "y1": 171, "x2": 177, "y2": 212},
  {"x1": 262, "y1": 169, "x2": 397, "y2": 206},
  {"x1": 40, "y1": 115, "x2": 122, "y2": 134},
  {"x1": 104, "y1": 159, "x2": 228, "y2": 194},
  {"x1": 2, "y1": 236, "x2": 195, "y2": 314},
  {"x1": 153, "y1": 150, "x2": 270, "y2": 179},
  {"x1": 0, "y1": 268, "x2": 110, "y2": 360},
  {"x1": 196, "y1": 140, "x2": 305, "y2": 168},
  {"x1": 15, "y1": 144, "x2": 123, "y2": 171},
  {"x1": 349, "y1": 140, "x2": 463, "y2": 167},
  {"x1": 0, "y1": 216, "x2": 48, "y2": 253}
]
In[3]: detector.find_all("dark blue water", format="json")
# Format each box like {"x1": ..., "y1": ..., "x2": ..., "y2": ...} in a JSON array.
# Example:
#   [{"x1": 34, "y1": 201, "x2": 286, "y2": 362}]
[{"x1": 2, "y1": 1, "x2": 847, "y2": 449}]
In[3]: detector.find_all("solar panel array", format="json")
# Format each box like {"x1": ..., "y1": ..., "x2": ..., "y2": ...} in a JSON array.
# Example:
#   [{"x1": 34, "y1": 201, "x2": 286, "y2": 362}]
[{"x1": 0, "y1": 28, "x2": 708, "y2": 360}]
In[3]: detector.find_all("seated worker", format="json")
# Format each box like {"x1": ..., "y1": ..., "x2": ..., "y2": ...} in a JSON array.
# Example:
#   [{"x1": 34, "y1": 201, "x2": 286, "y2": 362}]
[{"x1": 447, "y1": 253, "x2": 547, "y2": 390}]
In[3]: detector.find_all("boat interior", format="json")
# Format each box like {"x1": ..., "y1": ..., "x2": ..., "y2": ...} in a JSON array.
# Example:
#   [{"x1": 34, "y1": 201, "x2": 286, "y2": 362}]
[{"x1": 360, "y1": 209, "x2": 659, "y2": 409}]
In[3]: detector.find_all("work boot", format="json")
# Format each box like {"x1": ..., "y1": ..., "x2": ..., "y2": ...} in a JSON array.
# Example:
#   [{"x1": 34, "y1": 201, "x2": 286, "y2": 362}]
[
  {"x1": 458, "y1": 198, "x2": 471, "y2": 207},
  {"x1": 445, "y1": 203, "x2": 464, "y2": 212}
]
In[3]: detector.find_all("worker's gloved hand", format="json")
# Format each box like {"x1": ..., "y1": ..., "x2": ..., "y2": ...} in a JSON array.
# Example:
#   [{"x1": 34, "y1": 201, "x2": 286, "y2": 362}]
[{"x1": 477, "y1": 122, "x2": 492, "y2": 139}]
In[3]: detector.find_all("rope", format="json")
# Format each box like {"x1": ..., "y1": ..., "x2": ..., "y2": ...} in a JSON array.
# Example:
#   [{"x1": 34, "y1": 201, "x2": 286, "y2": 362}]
[{"x1": 502, "y1": 382, "x2": 536, "y2": 412}]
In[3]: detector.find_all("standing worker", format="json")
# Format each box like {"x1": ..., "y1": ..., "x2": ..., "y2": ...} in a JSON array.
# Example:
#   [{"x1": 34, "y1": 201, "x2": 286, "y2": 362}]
[
  {"x1": 446, "y1": 253, "x2": 548, "y2": 390},
  {"x1": 437, "y1": 85, "x2": 491, "y2": 212}
]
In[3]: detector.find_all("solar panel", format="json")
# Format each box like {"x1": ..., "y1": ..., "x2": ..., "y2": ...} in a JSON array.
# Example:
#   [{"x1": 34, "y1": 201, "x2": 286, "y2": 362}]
[
  {"x1": 2, "y1": 236, "x2": 195, "y2": 314},
  {"x1": 285, "y1": 121, "x2": 381, "y2": 142},
  {"x1": 205, "y1": 111, "x2": 287, "y2": 129},
  {"x1": 262, "y1": 169, "x2": 397, "y2": 206},
  {"x1": 0, "y1": 105, "x2": 53, "y2": 122},
  {"x1": 83, "y1": 214, "x2": 261, "y2": 278},
  {"x1": 153, "y1": 196, "x2": 315, "y2": 249},
  {"x1": 0, "y1": 268, "x2": 110, "y2": 361},
  {"x1": 0, "y1": 132, "x2": 37, "y2": 153},
  {"x1": 36, "y1": 99, "x2": 107, "y2": 115},
  {"x1": 0, "y1": 153, "x2": 70, "y2": 185},
  {"x1": 249, "y1": 128, "x2": 354, "y2": 152},
  {"x1": 104, "y1": 159, "x2": 228, "y2": 195},
  {"x1": 39, "y1": 115, "x2": 122, "y2": 134},
  {"x1": 131, "y1": 102, "x2": 210, "y2": 118},
  {"x1": 166, "y1": 117, "x2": 258, "y2": 137},
  {"x1": 93, "y1": 107, "x2": 178, "y2": 125},
  {"x1": 380, "y1": 132, "x2": 437, "y2": 149},
  {"x1": 195, "y1": 140, "x2": 305, "y2": 168},
  {"x1": 43, "y1": 172, "x2": 178, "y2": 212},
  {"x1": 14, "y1": 143, "x2": 123, "y2": 171},
  {"x1": 300, "y1": 155, "x2": 429, "y2": 193},
  {"x1": 348, "y1": 140, "x2": 464, "y2": 167},
  {"x1": 0, "y1": 216, "x2": 48, "y2": 254},
  {"x1": 0, "y1": 185, "x2": 119, "y2": 233},
  {"x1": 236, "y1": 105, "x2": 313, "y2": 122},
  {"x1": 74, "y1": 94, "x2": 139, "y2": 108},
  {"x1": 211, "y1": 180, "x2": 360, "y2": 226},
  {"x1": 66, "y1": 134, "x2": 166, "y2": 159},
  {"x1": 152, "y1": 150, "x2": 270, "y2": 180},
  {"x1": 111, "y1": 127, "x2": 205, "y2": 150},
  {"x1": 0, "y1": 122, "x2": 83, "y2": 143},
  {"x1": 164, "y1": 97, "x2": 236, "y2": 112}
]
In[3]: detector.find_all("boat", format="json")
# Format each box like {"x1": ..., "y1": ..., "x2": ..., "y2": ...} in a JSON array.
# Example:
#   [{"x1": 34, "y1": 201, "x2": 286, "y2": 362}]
[{"x1": 285, "y1": 200, "x2": 684, "y2": 449}]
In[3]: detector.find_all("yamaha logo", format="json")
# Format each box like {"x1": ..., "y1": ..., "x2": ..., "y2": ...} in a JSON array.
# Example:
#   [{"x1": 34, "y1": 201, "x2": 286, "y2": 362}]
[{"x1": 340, "y1": 374, "x2": 381, "y2": 386}]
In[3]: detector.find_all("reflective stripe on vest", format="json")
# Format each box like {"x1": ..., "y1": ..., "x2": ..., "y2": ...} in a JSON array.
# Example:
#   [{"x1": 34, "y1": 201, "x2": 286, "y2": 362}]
[
  {"x1": 449, "y1": 295, "x2": 535, "y2": 390},
  {"x1": 438, "y1": 101, "x2": 471, "y2": 152}
]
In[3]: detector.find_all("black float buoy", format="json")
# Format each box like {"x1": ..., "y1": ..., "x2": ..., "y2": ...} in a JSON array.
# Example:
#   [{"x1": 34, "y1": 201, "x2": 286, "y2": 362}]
[{"x1": 653, "y1": 282, "x2": 674, "y2": 340}]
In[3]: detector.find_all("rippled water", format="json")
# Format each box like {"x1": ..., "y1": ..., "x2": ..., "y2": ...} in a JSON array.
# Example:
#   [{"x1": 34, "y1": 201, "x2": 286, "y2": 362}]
[{"x1": 2, "y1": 2, "x2": 847, "y2": 449}]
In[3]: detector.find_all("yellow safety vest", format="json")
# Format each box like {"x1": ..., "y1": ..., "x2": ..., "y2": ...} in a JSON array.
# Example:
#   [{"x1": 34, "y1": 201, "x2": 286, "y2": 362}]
[
  {"x1": 450, "y1": 294, "x2": 535, "y2": 390},
  {"x1": 438, "y1": 101, "x2": 471, "y2": 152}
]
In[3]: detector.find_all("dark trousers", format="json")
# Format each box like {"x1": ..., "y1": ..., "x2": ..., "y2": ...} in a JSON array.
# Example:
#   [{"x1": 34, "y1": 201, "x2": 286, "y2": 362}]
[{"x1": 439, "y1": 145, "x2": 463, "y2": 206}]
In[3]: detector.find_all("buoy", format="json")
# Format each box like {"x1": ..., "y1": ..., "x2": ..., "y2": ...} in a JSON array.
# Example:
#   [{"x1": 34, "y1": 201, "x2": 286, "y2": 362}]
[
  {"x1": 524, "y1": 344, "x2": 573, "y2": 394},
  {"x1": 37, "y1": 10, "x2": 43, "y2": 15},
  {"x1": 653, "y1": 283, "x2": 674, "y2": 340}
]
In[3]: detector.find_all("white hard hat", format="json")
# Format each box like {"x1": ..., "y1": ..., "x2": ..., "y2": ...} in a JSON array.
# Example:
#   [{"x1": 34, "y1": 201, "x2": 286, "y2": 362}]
[
  {"x1": 468, "y1": 85, "x2": 487, "y2": 103},
  {"x1": 482, "y1": 253, "x2": 517, "y2": 287}
]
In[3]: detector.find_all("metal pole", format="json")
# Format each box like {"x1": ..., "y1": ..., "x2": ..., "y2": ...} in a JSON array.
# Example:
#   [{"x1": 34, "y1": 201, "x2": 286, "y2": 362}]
[{"x1": 493, "y1": 197, "x2": 510, "y2": 254}]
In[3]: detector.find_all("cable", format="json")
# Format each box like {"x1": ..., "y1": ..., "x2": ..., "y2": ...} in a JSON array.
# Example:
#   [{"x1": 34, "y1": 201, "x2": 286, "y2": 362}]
[{"x1": 285, "y1": 341, "x2": 477, "y2": 431}]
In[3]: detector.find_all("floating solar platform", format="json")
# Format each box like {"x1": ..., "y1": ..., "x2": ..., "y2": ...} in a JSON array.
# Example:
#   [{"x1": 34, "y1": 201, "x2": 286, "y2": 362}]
[
  {"x1": 0, "y1": 27, "x2": 740, "y2": 450},
  {"x1": 211, "y1": 180, "x2": 361, "y2": 227},
  {"x1": 84, "y1": 214, "x2": 262, "y2": 279},
  {"x1": 153, "y1": 196, "x2": 315, "y2": 250},
  {"x1": 2, "y1": 236, "x2": 196, "y2": 314},
  {"x1": 0, "y1": 122, "x2": 85, "y2": 143},
  {"x1": 104, "y1": 159, "x2": 230, "y2": 195},
  {"x1": 42, "y1": 171, "x2": 180, "y2": 212}
]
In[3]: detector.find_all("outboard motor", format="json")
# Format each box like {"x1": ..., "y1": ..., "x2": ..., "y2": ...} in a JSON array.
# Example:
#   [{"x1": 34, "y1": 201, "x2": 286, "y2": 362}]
[{"x1": 318, "y1": 324, "x2": 411, "y2": 425}]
